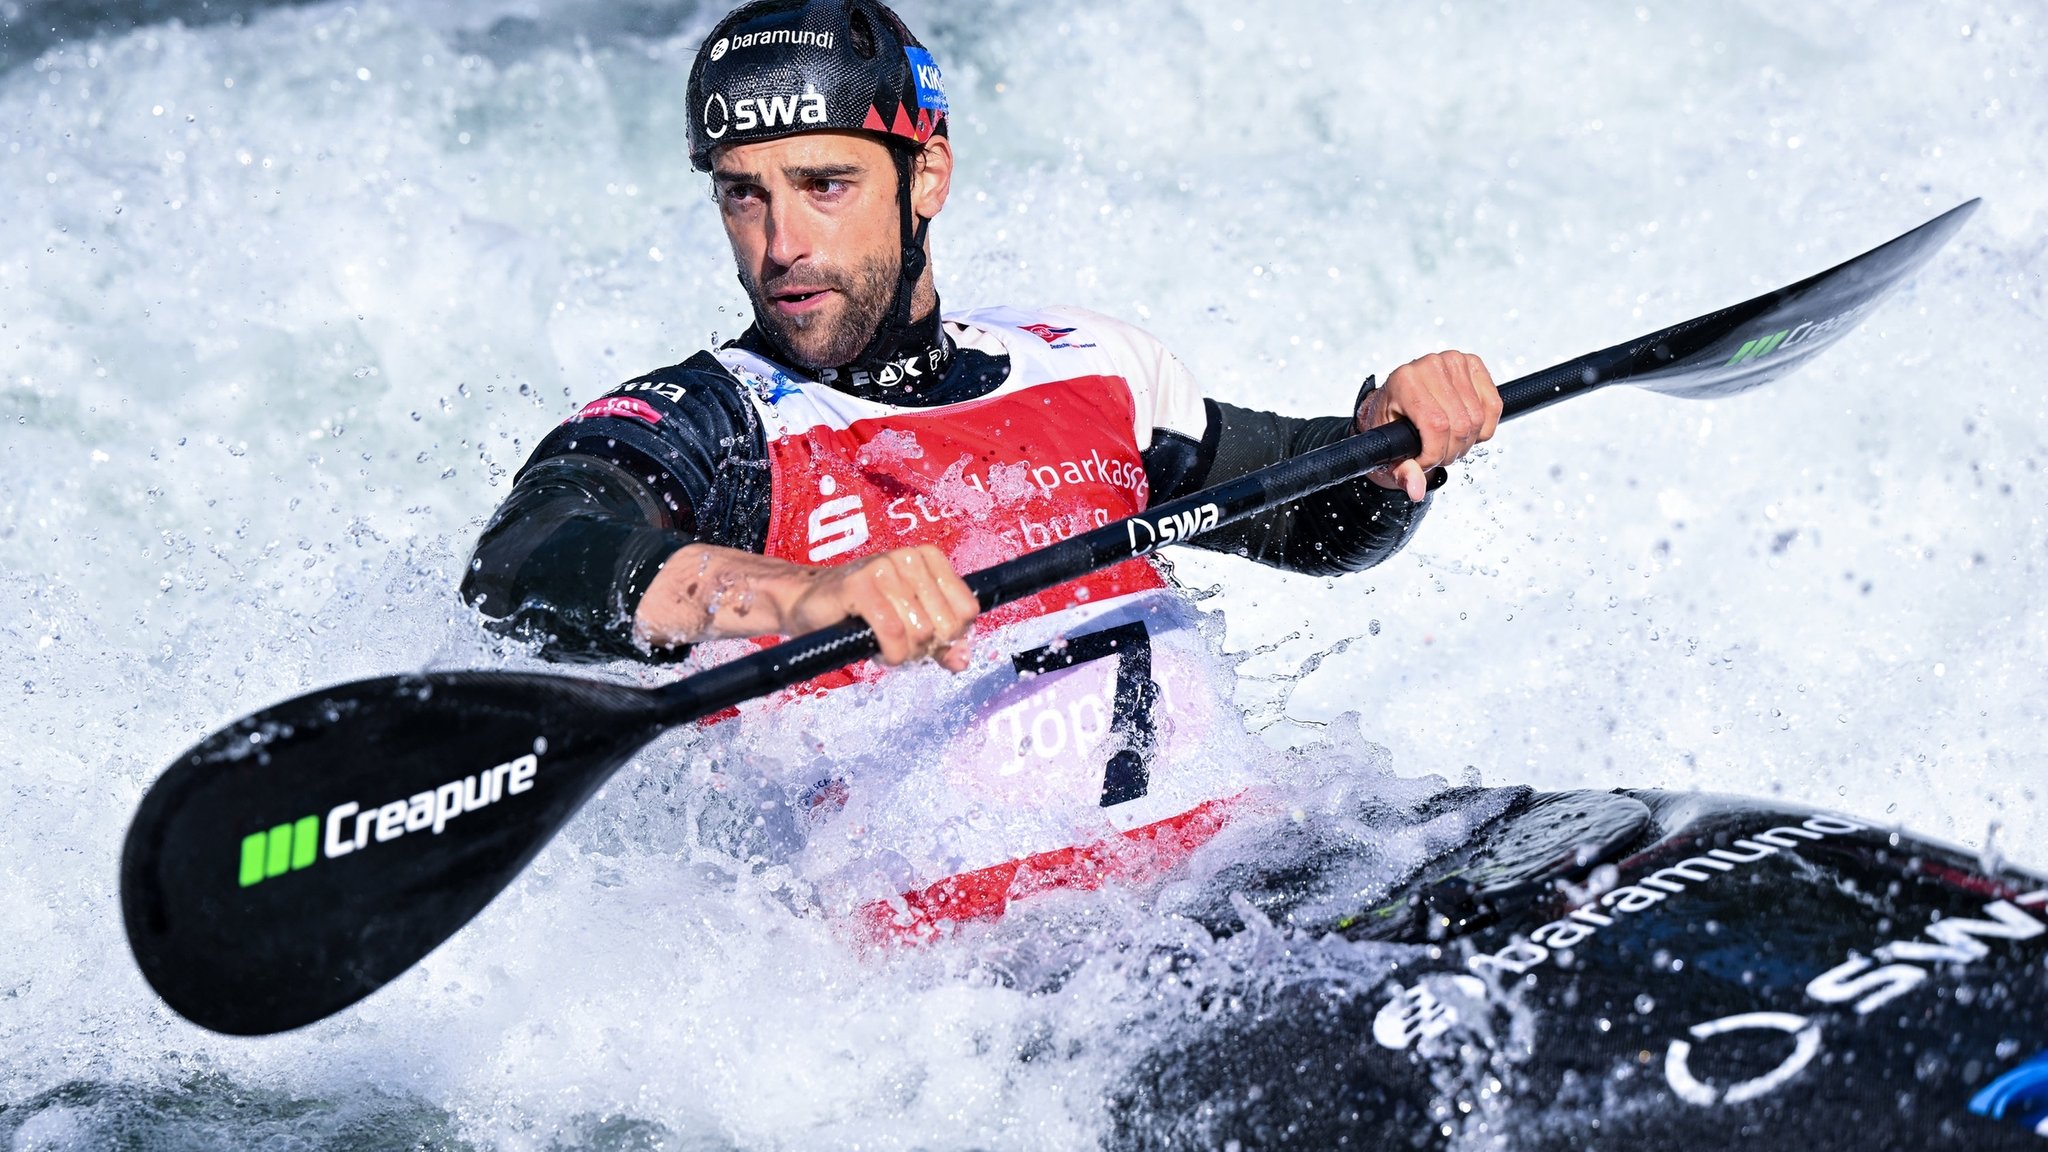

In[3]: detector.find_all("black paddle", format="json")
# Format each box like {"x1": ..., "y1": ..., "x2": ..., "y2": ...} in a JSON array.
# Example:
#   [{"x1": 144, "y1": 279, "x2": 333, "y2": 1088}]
[{"x1": 121, "y1": 198, "x2": 1981, "y2": 1036}]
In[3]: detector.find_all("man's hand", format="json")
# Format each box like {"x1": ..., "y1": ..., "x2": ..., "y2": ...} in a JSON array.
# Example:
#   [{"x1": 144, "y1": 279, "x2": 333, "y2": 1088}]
[
  {"x1": 1358, "y1": 351, "x2": 1503, "y2": 501},
  {"x1": 635, "y1": 543, "x2": 979, "y2": 671},
  {"x1": 782, "y1": 545, "x2": 979, "y2": 670}
]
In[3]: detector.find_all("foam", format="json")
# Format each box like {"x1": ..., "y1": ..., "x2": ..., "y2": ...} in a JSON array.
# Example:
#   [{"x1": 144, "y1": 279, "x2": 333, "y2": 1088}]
[{"x1": 2, "y1": 0, "x2": 2042, "y2": 1146}]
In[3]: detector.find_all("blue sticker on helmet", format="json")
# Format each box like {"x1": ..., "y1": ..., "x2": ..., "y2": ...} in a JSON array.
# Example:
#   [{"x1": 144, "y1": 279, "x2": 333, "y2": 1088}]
[{"x1": 905, "y1": 46, "x2": 947, "y2": 113}]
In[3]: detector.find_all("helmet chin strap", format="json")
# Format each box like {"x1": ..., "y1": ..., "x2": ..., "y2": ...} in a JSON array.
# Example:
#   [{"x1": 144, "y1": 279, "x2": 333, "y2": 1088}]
[
  {"x1": 842, "y1": 144, "x2": 935, "y2": 371},
  {"x1": 741, "y1": 144, "x2": 944, "y2": 390}
]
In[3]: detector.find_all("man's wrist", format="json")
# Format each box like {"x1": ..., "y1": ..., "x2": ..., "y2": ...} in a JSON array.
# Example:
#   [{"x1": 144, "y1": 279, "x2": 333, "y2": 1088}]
[
  {"x1": 634, "y1": 543, "x2": 824, "y2": 647},
  {"x1": 620, "y1": 531, "x2": 694, "y2": 635},
  {"x1": 1350, "y1": 373, "x2": 1380, "y2": 433}
]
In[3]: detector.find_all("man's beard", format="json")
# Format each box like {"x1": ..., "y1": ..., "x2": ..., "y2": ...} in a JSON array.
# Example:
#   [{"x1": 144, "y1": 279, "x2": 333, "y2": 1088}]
[{"x1": 740, "y1": 253, "x2": 897, "y2": 373}]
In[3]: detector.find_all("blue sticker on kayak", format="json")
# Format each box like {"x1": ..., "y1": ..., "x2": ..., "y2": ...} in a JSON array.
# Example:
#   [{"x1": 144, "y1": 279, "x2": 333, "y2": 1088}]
[
  {"x1": 905, "y1": 46, "x2": 947, "y2": 113},
  {"x1": 1971, "y1": 1051, "x2": 2048, "y2": 1136}
]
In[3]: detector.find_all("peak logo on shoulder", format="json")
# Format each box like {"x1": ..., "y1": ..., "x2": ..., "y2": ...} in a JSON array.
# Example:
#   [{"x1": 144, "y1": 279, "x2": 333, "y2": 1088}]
[
  {"x1": 235, "y1": 752, "x2": 542, "y2": 888},
  {"x1": 703, "y1": 85, "x2": 829, "y2": 139}
]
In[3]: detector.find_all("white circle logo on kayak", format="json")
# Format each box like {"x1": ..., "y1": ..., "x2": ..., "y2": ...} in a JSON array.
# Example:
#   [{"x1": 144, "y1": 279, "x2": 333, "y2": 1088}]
[
  {"x1": 1664, "y1": 1012, "x2": 1823, "y2": 1106},
  {"x1": 710, "y1": 37, "x2": 730, "y2": 61}
]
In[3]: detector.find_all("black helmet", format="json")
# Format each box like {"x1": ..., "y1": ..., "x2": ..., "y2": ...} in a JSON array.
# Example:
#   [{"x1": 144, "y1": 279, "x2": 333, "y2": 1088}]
[{"x1": 686, "y1": 0, "x2": 949, "y2": 172}]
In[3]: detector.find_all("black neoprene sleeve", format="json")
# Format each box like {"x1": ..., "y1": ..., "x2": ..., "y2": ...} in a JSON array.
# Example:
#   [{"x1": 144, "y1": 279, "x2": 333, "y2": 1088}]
[
  {"x1": 460, "y1": 352, "x2": 774, "y2": 662},
  {"x1": 463, "y1": 352, "x2": 1437, "y2": 663},
  {"x1": 1182, "y1": 398, "x2": 1440, "y2": 576},
  {"x1": 462, "y1": 454, "x2": 694, "y2": 662}
]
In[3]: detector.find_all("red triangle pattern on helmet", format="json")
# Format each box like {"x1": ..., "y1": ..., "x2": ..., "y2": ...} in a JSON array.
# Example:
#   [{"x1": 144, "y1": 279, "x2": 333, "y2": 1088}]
[
  {"x1": 889, "y1": 104, "x2": 917, "y2": 139},
  {"x1": 913, "y1": 108, "x2": 936, "y2": 142},
  {"x1": 862, "y1": 105, "x2": 888, "y2": 133}
]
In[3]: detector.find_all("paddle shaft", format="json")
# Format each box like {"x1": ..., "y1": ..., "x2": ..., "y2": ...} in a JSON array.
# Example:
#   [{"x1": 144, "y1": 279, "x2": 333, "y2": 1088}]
[
  {"x1": 653, "y1": 362, "x2": 1605, "y2": 728},
  {"x1": 645, "y1": 197, "x2": 1992, "y2": 742},
  {"x1": 118, "y1": 200, "x2": 1978, "y2": 1037}
]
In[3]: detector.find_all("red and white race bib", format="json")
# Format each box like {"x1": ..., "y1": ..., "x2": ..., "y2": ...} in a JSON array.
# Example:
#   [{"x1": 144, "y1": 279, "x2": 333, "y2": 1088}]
[{"x1": 705, "y1": 307, "x2": 1258, "y2": 940}]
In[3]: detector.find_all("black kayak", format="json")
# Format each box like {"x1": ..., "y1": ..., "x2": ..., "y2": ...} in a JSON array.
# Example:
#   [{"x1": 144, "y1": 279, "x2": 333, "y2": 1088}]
[{"x1": 1118, "y1": 789, "x2": 2048, "y2": 1150}]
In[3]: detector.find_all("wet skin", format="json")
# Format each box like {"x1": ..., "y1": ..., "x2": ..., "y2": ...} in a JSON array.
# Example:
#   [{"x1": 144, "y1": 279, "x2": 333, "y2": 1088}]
[
  {"x1": 635, "y1": 130, "x2": 1500, "y2": 667},
  {"x1": 636, "y1": 132, "x2": 974, "y2": 669}
]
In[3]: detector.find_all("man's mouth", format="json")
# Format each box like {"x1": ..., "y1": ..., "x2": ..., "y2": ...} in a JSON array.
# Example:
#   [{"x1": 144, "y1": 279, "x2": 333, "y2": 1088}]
[{"x1": 770, "y1": 286, "x2": 834, "y2": 316}]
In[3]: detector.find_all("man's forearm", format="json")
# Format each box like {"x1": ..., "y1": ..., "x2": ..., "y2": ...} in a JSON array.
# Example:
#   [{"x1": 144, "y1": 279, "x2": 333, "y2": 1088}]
[
  {"x1": 465, "y1": 457, "x2": 978, "y2": 668},
  {"x1": 1188, "y1": 400, "x2": 1436, "y2": 576},
  {"x1": 637, "y1": 542, "x2": 981, "y2": 670},
  {"x1": 633, "y1": 543, "x2": 822, "y2": 649},
  {"x1": 461, "y1": 456, "x2": 693, "y2": 662}
]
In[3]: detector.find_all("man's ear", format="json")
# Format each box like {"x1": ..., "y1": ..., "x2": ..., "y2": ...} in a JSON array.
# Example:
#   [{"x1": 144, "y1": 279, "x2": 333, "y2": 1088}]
[{"x1": 911, "y1": 136, "x2": 953, "y2": 220}]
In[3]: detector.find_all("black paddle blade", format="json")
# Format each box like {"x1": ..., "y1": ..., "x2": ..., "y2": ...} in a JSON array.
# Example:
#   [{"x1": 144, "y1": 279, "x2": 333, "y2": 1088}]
[
  {"x1": 1500, "y1": 199, "x2": 1980, "y2": 416},
  {"x1": 1635, "y1": 198, "x2": 1979, "y2": 399},
  {"x1": 120, "y1": 672, "x2": 669, "y2": 1035}
]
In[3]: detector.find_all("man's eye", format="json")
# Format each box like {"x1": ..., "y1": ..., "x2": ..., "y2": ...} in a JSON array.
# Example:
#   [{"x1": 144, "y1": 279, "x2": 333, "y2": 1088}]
[
  {"x1": 810, "y1": 179, "x2": 848, "y2": 196},
  {"x1": 721, "y1": 185, "x2": 764, "y2": 206}
]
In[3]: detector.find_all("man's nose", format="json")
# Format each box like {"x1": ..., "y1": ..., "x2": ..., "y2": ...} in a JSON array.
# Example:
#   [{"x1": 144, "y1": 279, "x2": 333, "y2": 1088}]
[{"x1": 762, "y1": 195, "x2": 814, "y2": 272}]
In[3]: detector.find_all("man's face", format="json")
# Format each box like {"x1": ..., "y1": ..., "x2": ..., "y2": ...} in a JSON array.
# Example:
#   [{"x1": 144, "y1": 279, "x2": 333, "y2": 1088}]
[{"x1": 712, "y1": 132, "x2": 932, "y2": 371}]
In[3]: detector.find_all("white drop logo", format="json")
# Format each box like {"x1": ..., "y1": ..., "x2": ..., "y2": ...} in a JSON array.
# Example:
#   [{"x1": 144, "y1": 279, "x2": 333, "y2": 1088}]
[{"x1": 1373, "y1": 975, "x2": 1487, "y2": 1050}]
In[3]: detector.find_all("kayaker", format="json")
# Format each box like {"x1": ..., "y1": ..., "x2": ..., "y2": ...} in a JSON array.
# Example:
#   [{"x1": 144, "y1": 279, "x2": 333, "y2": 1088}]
[{"x1": 462, "y1": 0, "x2": 1502, "y2": 935}]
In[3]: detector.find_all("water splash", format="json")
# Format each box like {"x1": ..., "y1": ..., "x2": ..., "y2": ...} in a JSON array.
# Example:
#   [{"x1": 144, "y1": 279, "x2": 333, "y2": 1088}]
[{"x1": 2, "y1": 0, "x2": 2043, "y2": 1147}]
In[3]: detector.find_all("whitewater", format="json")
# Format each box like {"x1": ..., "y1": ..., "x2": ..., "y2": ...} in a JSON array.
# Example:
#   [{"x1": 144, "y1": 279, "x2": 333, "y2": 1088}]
[{"x1": 2, "y1": 0, "x2": 2043, "y2": 1147}]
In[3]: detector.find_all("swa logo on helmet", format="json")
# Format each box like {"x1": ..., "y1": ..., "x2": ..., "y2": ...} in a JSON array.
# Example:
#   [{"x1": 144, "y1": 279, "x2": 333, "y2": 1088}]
[{"x1": 703, "y1": 85, "x2": 829, "y2": 140}]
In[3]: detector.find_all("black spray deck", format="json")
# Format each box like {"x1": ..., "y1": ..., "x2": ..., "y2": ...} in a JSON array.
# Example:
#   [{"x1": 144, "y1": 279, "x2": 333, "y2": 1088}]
[{"x1": 1121, "y1": 789, "x2": 2048, "y2": 1149}]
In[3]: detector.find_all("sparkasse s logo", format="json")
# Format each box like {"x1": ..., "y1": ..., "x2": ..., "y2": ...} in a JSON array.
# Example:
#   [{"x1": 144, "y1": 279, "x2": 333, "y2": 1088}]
[{"x1": 807, "y1": 474, "x2": 870, "y2": 562}]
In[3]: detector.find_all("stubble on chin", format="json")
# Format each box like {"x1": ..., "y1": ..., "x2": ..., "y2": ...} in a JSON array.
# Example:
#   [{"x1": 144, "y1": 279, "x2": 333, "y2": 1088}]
[{"x1": 743, "y1": 255, "x2": 896, "y2": 372}]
